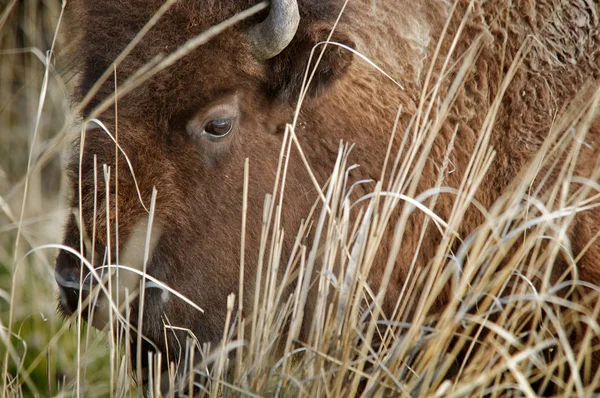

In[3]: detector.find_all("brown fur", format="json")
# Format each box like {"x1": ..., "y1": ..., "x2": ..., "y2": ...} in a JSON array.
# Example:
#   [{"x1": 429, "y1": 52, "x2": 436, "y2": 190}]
[{"x1": 56, "y1": 0, "x2": 600, "y2": 384}]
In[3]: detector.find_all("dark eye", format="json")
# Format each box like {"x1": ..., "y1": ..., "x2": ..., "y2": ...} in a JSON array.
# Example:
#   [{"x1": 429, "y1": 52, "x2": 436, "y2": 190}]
[{"x1": 204, "y1": 119, "x2": 232, "y2": 137}]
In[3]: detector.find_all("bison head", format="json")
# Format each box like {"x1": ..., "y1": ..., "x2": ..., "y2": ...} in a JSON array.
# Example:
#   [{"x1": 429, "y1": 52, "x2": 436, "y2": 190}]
[{"x1": 55, "y1": 0, "x2": 354, "y2": 374}]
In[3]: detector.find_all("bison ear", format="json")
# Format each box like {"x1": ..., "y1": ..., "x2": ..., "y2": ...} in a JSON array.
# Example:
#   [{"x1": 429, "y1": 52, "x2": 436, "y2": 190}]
[{"x1": 266, "y1": 23, "x2": 354, "y2": 101}]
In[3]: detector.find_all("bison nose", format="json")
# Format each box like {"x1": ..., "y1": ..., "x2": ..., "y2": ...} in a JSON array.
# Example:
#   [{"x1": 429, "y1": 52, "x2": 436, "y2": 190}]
[
  {"x1": 55, "y1": 269, "x2": 86, "y2": 316},
  {"x1": 55, "y1": 248, "x2": 92, "y2": 316},
  {"x1": 54, "y1": 269, "x2": 89, "y2": 315},
  {"x1": 55, "y1": 271, "x2": 78, "y2": 315}
]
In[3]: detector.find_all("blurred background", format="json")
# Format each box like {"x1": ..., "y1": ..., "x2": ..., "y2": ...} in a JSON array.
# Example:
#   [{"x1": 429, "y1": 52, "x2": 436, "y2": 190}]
[{"x1": 1, "y1": 1, "x2": 113, "y2": 395}]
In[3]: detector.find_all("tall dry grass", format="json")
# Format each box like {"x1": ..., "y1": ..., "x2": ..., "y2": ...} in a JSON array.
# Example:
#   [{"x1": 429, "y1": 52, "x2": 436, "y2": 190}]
[
  {"x1": 2, "y1": 1, "x2": 600, "y2": 397},
  {"x1": 0, "y1": 0, "x2": 117, "y2": 396}
]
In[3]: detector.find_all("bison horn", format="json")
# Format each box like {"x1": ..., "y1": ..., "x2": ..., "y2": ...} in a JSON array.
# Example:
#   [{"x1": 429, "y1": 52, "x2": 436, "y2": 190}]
[{"x1": 248, "y1": 0, "x2": 300, "y2": 59}]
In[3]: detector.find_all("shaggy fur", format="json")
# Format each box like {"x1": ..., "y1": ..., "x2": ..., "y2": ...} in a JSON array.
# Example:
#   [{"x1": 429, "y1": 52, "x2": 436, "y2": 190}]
[{"x1": 56, "y1": 0, "x2": 600, "y2": 386}]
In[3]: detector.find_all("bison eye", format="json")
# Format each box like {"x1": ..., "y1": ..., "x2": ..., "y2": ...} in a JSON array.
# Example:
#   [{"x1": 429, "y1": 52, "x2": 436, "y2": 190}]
[{"x1": 204, "y1": 119, "x2": 232, "y2": 137}]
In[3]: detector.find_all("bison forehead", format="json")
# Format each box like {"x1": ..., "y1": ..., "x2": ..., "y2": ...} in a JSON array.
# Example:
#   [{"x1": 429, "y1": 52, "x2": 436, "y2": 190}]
[
  {"x1": 75, "y1": 1, "x2": 270, "y2": 116},
  {"x1": 114, "y1": 39, "x2": 266, "y2": 125},
  {"x1": 80, "y1": 0, "x2": 262, "y2": 52},
  {"x1": 74, "y1": 0, "x2": 347, "y2": 114}
]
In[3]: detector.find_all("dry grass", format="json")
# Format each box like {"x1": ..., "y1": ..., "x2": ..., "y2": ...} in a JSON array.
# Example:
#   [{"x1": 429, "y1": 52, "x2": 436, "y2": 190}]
[
  {"x1": 0, "y1": 0, "x2": 116, "y2": 396},
  {"x1": 2, "y1": 1, "x2": 600, "y2": 397}
]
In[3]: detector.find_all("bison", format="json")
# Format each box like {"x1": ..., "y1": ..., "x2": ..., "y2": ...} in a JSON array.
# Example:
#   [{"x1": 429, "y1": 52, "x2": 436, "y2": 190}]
[{"x1": 55, "y1": 0, "x2": 600, "y2": 391}]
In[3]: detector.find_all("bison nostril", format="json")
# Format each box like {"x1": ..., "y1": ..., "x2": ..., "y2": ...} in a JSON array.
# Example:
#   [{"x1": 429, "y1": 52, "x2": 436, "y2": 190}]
[
  {"x1": 55, "y1": 269, "x2": 94, "y2": 316},
  {"x1": 58, "y1": 285, "x2": 79, "y2": 315},
  {"x1": 55, "y1": 271, "x2": 82, "y2": 315}
]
